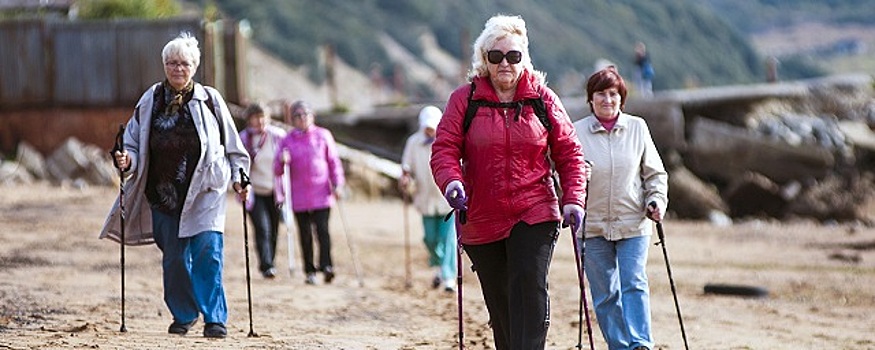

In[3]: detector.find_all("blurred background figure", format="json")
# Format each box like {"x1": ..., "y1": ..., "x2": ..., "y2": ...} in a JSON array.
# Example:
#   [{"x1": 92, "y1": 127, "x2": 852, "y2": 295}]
[
  {"x1": 633, "y1": 42, "x2": 654, "y2": 97},
  {"x1": 274, "y1": 100, "x2": 345, "y2": 285},
  {"x1": 239, "y1": 102, "x2": 287, "y2": 279},
  {"x1": 400, "y1": 105, "x2": 457, "y2": 292}
]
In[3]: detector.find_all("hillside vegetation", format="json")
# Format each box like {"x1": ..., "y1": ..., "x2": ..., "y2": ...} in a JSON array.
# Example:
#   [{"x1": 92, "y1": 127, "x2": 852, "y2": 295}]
[{"x1": 202, "y1": 0, "x2": 771, "y2": 97}]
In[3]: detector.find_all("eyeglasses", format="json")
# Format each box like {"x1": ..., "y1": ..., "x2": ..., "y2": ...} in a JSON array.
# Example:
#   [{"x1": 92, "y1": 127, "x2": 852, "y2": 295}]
[
  {"x1": 486, "y1": 50, "x2": 522, "y2": 65},
  {"x1": 164, "y1": 60, "x2": 193, "y2": 69}
]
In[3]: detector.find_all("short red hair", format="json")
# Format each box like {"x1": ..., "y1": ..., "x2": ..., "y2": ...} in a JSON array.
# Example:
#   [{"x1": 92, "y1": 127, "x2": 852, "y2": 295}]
[{"x1": 586, "y1": 66, "x2": 627, "y2": 113}]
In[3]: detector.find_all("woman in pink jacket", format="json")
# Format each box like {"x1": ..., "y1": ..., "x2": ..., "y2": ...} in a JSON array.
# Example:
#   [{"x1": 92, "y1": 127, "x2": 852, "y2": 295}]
[
  {"x1": 274, "y1": 100, "x2": 345, "y2": 285},
  {"x1": 430, "y1": 14, "x2": 587, "y2": 349}
]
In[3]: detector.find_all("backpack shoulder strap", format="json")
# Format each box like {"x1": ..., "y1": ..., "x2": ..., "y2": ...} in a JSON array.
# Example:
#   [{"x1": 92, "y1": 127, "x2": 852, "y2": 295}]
[
  {"x1": 528, "y1": 95, "x2": 552, "y2": 132},
  {"x1": 463, "y1": 81, "x2": 480, "y2": 134},
  {"x1": 202, "y1": 87, "x2": 225, "y2": 147}
]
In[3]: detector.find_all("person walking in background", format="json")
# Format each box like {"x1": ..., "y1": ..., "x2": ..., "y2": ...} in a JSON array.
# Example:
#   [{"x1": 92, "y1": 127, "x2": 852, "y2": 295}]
[
  {"x1": 101, "y1": 32, "x2": 250, "y2": 339},
  {"x1": 633, "y1": 42, "x2": 654, "y2": 97},
  {"x1": 400, "y1": 105, "x2": 457, "y2": 292},
  {"x1": 239, "y1": 102, "x2": 287, "y2": 279},
  {"x1": 274, "y1": 100, "x2": 345, "y2": 285},
  {"x1": 430, "y1": 14, "x2": 587, "y2": 349},
  {"x1": 572, "y1": 66, "x2": 669, "y2": 350}
]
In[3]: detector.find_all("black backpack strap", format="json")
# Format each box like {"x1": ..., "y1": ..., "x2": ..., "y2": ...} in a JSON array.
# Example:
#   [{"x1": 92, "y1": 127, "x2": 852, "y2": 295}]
[
  {"x1": 463, "y1": 81, "x2": 479, "y2": 134},
  {"x1": 528, "y1": 97, "x2": 552, "y2": 132},
  {"x1": 462, "y1": 80, "x2": 552, "y2": 134}
]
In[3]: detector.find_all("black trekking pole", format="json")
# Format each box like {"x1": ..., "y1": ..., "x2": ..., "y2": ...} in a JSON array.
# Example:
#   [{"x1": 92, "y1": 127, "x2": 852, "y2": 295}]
[
  {"x1": 651, "y1": 203, "x2": 690, "y2": 350},
  {"x1": 239, "y1": 168, "x2": 258, "y2": 337},
  {"x1": 110, "y1": 124, "x2": 127, "y2": 333},
  {"x1": 455, "y1": 210, "x2": 466, "y2": 350},
  {"x1": 443, "y1": 207, "x2": 466, "y2": 349},
  {"x1": 570, "y1": 160, "x2": 594, "y2": 350}
]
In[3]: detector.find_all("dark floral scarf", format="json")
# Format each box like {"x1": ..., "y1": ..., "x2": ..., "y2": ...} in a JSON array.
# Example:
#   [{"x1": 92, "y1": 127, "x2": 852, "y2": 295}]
[{"x1": 163, "y1": 79, "x2": 194, "y2": 116}]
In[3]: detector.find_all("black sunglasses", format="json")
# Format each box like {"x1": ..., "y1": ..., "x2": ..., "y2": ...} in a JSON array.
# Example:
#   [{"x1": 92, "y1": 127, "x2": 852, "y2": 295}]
[{"x1": 486, "y1": 50, "x2": 522, "y2": 65}]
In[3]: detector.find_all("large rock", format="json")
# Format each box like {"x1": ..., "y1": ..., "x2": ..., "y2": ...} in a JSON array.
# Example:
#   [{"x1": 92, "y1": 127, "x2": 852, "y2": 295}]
[
  {"x1": 16, "y1": 142, "x2": 47, "y2": 180},
  {"x1": 46, "y1": 138, "x2": 90, "y2": 183},
  {"x1": 44, "y1": 137, "x2": 116, "y2": 186},
  {"x1": 667, "y1": 165, "x2": 728, "y2": 219},
  {"x1": 687, "y1": 118, "x2": 833, "y2": 184}
]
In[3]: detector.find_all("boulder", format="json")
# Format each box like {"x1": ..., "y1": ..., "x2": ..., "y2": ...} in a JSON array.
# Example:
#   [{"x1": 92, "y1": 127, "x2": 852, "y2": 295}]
[{"x1": 16, "y1": 142, "x2": 48, "y2": 180}]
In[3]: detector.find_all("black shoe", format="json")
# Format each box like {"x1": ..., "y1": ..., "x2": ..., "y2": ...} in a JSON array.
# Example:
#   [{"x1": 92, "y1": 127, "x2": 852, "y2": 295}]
[
  {"x1": 203, "y1": 323, "x2": 227, "y2": 338},
  {"x1": 262, "y1": 268, "x2": 277, "y2": 279},
  {"x1": 168, "y1": 318, "x2": 197, "y2": 335},
  {"x1": 323, "y1": 266, "x2": 335, "y2": 284},
  {"x1": 305, "y1": 273, "x2": 317, "y2": 285},
  {"x1": 431, "y1": 276, "x2": 442, "y2": 289}
]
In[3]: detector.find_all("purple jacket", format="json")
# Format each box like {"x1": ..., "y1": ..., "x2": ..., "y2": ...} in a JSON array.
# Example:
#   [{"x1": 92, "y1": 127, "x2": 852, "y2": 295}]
[{"x1": 273, "y1": 125, "x2": 345, "y2": 212}]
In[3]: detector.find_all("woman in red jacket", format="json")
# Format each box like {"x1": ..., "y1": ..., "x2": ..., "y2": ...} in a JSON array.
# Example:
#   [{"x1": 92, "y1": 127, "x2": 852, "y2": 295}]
[{"x1": 430, "y1": 14, "x2": 587, "y2": 349}]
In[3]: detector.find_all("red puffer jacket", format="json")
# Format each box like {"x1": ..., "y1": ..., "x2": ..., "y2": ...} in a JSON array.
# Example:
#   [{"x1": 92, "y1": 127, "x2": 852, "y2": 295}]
[{"x1": 431, "y1": 71, "x2": 586, "y2": 245}]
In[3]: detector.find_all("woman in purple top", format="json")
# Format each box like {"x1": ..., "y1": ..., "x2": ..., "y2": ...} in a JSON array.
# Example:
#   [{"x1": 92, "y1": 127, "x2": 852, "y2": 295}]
[{"x1": 274, "y1": 100, "x2": 345, "y2": 285}]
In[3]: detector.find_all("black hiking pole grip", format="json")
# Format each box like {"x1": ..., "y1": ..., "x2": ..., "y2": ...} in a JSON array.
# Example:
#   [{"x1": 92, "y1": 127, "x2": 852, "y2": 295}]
[
  {"x1": 239, "y1": 168, "x2": 258, "y2": 337},
  {"x1": 110, "y1": 124, "x2": 127, "y2": 333},
  {"x1": 655, "y1": 221, "x2": 690, "y2": 350}
]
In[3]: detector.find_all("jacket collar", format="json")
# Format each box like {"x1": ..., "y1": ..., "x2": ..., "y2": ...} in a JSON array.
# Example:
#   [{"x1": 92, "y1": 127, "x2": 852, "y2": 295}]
[
  {"x1": 587, "y1": 112, "x2": 630, "y2": 133},
  {"x1": 190, "y1": 82, "x2": 208, "y2": 102}
]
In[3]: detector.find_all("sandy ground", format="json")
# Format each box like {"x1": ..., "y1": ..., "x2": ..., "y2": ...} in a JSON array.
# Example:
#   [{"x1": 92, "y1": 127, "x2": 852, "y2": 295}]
[{"x1": 1, "y1": 182, "x2": 874, "y2": 350}]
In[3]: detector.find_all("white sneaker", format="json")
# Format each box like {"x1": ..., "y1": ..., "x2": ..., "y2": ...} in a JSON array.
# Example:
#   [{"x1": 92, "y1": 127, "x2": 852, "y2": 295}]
[{"x1": 443, "y1": 279, "x2": 457, "y2": 292}]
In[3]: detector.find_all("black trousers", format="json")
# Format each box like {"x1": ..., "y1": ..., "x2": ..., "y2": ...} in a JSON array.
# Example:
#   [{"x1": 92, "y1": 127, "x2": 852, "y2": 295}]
[
  {"x1": 250, "y1": 193, "x2": 281, "y2": 273},
  {"x1": 463, "y1": 221, "x2": 559, "y2": 350},
  {"x1": 294, "y1": 208, "x2": 333, "y2": 274}
]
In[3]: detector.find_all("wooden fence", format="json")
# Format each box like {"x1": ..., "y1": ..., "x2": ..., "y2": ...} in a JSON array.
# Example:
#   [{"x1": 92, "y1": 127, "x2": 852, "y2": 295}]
[
  {"x1": 0, "y1": 17, "x2": 247, "y2": 154},
  {"x1": 0, "y1": 17, "x2": 246, "y2": 109}
]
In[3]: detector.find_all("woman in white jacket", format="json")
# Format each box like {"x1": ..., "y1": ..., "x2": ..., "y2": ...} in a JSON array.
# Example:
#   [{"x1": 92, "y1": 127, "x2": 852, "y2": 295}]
[
  {"x1": 572, "y1": 66, "x2": 668, "y2": 350},
  {"x1": 101, "y1": 32, "x2": 250, "y2": 339}
]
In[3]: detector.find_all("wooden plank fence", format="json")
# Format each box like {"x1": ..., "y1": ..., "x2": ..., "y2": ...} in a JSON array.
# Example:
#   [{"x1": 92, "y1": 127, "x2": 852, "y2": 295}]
[{"x1": 0, "y1": 17, "x2": 246, "y2": 109}]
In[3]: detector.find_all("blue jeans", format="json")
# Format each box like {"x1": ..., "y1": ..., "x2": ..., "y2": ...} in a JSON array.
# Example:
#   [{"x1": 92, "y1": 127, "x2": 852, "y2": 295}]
[
  {"x1": 422, "y1": 214, "x2": 457, "y2": 282},
  {"x1": 152, "y1": 209, "x2": 228, "y2": 325},
  {"x1": 583, "y1": 235, "x2": 652, "y2": 350}
]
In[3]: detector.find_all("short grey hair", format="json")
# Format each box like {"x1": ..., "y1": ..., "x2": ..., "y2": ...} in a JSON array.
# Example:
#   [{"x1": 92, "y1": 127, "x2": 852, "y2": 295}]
[
  {"x1": 468, "y1": 14, "x2": 544, "y2": 82},
  {"x1": 287, "y1": 100, "x2": 313, "y2": 116},
  {"x1": 162, "y1": 32, "x2": 200, "y2": 68}
]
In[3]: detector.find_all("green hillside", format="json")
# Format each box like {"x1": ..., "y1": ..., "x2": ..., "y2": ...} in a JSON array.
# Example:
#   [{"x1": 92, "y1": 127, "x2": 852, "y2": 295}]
[{"x1": 200, "y1": 0, "x2": 826, "y2": 97}]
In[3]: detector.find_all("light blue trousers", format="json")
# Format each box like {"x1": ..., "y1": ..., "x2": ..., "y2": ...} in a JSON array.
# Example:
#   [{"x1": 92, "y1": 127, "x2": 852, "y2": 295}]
[
  {"x1": 152, "y1": 210, "x2": 228, "y2": 325},
  {"x1": 422, "y1": 215, "x2": 457, "y2": 282},
  {"x1": 583, "y1": 235, "x2": 653, "y2": 350}
]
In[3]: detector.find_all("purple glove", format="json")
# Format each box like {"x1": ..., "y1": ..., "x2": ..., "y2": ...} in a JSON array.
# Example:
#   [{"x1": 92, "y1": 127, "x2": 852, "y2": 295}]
[
  {"x1": 562, "y1": 204, "x2": 584, "y2": 234},
  {"x1": 444, "y1": 180, "x2": 468, "y2": 211}
]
